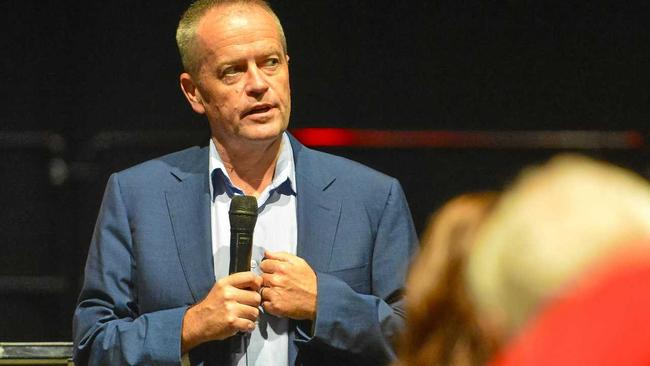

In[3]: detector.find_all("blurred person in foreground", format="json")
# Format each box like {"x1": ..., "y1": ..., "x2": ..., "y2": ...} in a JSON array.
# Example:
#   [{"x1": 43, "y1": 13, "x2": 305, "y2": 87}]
[
  {"x1": 466, "y1": 154, "x2": 650, "y2": 365},
  {"x1": 396, "y1": 192, "x2": 500, "y2": 366},
  {"x1": 72, "y1": 0, "x2": 417, "y2": 365}
]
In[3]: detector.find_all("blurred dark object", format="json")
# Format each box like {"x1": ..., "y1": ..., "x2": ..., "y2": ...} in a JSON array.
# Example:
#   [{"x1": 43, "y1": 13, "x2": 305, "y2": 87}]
[{"x1": 0, "y1": 342, "x2": 73, "y2": 365}]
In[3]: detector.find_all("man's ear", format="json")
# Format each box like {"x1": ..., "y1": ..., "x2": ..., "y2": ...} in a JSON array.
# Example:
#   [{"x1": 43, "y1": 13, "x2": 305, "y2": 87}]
[{"x1": 180, "y1": 72, "x2": 206, "y2": 114}]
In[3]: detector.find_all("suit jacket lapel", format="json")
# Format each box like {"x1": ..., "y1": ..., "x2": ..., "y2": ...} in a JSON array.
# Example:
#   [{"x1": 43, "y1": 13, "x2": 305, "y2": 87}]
[
  {"x1": 162, "y1": 136, "x2": 342, "y2": 302},
  {"x1": 290, "y1": 134, "x2": 341, "y2": 273},
  {"x1": 165, "y1": 146, "x2": 215, "y2": 303}
]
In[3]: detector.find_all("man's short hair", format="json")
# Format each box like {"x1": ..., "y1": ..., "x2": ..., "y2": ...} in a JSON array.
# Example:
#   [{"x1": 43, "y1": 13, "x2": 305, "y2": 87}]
[{"x1": 176, "y1": 0, "x2": 287, "y2": 76}]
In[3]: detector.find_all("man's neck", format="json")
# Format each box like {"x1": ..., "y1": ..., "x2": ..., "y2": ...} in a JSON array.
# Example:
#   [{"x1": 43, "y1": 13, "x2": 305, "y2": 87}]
[{"x1": 212, "y1": 135, "x2": 282, "y2": 197}]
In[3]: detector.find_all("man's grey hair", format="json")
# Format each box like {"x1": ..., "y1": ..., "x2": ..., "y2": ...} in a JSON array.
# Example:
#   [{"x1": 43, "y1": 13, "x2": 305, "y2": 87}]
[{"x1": 176, "y1": 0, "x2": 287, "y2": 76}]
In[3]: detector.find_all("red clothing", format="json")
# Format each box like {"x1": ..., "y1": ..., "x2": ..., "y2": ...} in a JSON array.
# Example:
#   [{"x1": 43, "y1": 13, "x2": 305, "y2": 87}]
[{"x1": 490, "y1": 253, "x2": 650, "y2": 366}]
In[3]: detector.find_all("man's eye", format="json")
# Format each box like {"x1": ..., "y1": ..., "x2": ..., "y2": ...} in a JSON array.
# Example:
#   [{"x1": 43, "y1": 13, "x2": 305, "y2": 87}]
[
  {"x1": 222, "y1": 67, "x2": 238, "y2": 76},
  {"x1": 263, "y1": 58, "x2": 279, "y2": 68}
]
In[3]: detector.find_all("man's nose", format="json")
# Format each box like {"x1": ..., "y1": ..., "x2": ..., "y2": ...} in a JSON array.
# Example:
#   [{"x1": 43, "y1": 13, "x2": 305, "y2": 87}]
[{"x1": 245, "y1": 66, "x2": 269, "y2": 96}]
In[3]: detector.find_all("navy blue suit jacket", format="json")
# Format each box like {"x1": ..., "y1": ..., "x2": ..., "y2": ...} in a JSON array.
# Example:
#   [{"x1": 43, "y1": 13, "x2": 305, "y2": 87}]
[{"x1": 73, "y1": 135, "x2": 418, "y2": 365}]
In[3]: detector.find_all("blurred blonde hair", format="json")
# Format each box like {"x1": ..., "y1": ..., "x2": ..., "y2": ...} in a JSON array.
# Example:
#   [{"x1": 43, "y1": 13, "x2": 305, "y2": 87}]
[
  {"x1": 397, "y1": 192, "x2": 499, "y2": 366},
  {"x1": 466, "y1": 154, "x2": 650, "y2": 336}
]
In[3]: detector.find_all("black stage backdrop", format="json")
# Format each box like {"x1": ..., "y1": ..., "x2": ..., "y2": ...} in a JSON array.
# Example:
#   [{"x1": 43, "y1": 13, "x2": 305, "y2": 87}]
[{"x1": 1, "y1": 0, "x2": 650, "y2": 341}]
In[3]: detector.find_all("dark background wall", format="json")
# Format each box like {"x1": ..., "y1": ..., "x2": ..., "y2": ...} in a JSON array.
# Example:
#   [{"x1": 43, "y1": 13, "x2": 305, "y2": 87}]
[
  {"x1": 2, "y1": 0, "x2": 649, "y2": 341},
  {"x1": 4, "y1": 0, "x2": 649, "y2": 133}
]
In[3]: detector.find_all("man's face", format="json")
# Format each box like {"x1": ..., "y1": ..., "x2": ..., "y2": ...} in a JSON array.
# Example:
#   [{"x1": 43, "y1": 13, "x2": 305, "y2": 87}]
[{"x1": 184, "y1": 5, "x2": 291, "y2": 146}]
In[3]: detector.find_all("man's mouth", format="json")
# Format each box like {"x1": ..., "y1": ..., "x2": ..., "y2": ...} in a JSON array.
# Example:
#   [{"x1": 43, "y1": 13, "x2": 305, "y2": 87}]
[{"x1": 242, "y1": 103, "x2": 274, "y2": 118}]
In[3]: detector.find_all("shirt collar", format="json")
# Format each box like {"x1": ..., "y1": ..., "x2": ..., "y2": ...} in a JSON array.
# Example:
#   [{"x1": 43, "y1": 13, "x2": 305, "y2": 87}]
[{"x1": 209, "y1": 132, "x2": 297, "y2": 203}]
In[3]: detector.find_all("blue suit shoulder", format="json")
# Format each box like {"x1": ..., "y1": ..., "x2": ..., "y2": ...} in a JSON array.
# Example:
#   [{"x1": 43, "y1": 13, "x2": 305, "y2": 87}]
[
  {"x1": 294, "y1": 145, "x2": 412, "y2": 232},
  {"x1": 299, "y1": 146, "x2": 398, "y2": 194},
  {"x1": 113, "y1": 145, "x2": 206, "y2": 189}
]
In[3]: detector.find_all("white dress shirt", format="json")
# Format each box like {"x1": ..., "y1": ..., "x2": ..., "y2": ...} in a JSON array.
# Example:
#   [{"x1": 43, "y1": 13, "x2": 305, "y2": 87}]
[{"x1": 209, "y1": 132, "x2": 297, "y2": 366}]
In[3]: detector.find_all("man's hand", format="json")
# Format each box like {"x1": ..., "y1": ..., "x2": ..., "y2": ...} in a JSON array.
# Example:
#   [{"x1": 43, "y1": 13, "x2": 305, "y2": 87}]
[
  {"x1": 259, "y1": 251, "x2": 317, "y2": 320},
  {"x1": 181, "y1": 272, "x2": 263, "y2": 354}
]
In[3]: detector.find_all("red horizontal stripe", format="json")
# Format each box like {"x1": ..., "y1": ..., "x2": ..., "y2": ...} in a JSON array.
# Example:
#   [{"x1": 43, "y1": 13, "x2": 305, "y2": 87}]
[{"x1": 290, "y1": 128, "x2": 644, "y2": 150}]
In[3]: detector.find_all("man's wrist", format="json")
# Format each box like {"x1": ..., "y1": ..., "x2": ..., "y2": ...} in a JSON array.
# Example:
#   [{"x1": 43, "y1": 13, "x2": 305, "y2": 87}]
[{"x1": 181, "y1": 305, "x2": 203, "y2": 354}]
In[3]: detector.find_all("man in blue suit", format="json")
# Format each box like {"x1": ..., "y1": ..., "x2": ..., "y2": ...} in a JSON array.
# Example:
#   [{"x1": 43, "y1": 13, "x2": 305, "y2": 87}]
[{"x1": 73, "y1": 1, "x2": 417, "y2": 365}]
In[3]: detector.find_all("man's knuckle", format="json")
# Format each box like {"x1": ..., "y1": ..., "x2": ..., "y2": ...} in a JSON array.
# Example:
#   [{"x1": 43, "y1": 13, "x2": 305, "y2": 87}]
[
  {"x1": 276, "y1": 303, "x2": 287, "y2": 314},
  {"x1": 275, "y1": 276, "x2": 286, "y2": 287},
  {"x1": 265, "y1": 290, "x2": 274, "y2": 301},
  {"x1": 266, "y1": 303, "x2": 275, "y2": 313},
  {"x1": 224, "y1": 302, "x2": 235, "y2": 313},
  {"x1": 225, "y1": 315, "x2": 236, "y2": 326},
  {"x1": 222, "y1": 289, "x2": 234, "y2": 301}
]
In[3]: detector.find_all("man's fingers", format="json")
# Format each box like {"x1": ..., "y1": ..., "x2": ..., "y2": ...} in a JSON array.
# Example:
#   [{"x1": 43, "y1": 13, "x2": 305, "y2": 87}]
[
  {"x1": 263, "y1": 250, "x2": 294, "y2": 262},
  {"x1": 261, "y1": 301, "x2": 275, "y2": 315},
  {"x1": 230, "y1": 317, "x2": 257, "y2": 333},
  {"x1": 222, "y1": 272, "x2": 263, "y2": 291},
  {"x1": 259, "y1": 286, "x2": 276, "y2": 302},
  {"x1": 259, "y1": 259, "x2": 285, "y2": 274},
  {"x1": 228, "y1": 287, "x2": 262, "y2": 307},
  {"x1": 259, "y1": 288, "x2": 285, "y2": 317},
  {"x1": 236, "y1": 303, "x2": 260, "y2": 322},
  {"x1": 261, "y1": 273, "x2": 284, "y2": 288},
  {"x1": 225, "y1": 304, "x2": 259, "y2": 334}
]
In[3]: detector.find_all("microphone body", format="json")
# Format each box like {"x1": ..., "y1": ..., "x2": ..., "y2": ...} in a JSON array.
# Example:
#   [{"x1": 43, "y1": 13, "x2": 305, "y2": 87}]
[
  {"x1": 229, "y1": 195, "x2": 258, "y2": 274},
  {"x1": 227, "y1": 195, "x2": 258, "y2": 356}
]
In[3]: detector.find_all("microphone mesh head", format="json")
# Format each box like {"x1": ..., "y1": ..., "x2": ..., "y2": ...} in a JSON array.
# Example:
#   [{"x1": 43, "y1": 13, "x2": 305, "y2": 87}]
[{"x1": 229, "y1": 195, "x2": 258, "y2": 229}]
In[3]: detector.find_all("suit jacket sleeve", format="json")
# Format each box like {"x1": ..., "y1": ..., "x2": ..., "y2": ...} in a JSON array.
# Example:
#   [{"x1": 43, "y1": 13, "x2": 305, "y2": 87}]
[
  {"x1": 294, "y1": 178, "x2": 418, "y2": 364},
  {"x1": 73, "y1": 173, "x2": 185, "y2": 366}
]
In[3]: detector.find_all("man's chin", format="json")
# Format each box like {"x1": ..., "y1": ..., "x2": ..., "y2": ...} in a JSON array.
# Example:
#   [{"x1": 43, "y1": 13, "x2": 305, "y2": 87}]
[
  {"x1": 237, "y1": 124, "x2": 287, "y2": 142},
  {"x1": 233, "y1": 131, "x2": 284, "y2": 147}
]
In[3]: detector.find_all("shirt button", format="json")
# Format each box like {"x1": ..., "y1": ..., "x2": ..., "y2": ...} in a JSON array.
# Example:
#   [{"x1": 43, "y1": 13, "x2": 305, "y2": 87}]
[{"x1": 251, "y1": 260, "x2": 258, "y2": 269}]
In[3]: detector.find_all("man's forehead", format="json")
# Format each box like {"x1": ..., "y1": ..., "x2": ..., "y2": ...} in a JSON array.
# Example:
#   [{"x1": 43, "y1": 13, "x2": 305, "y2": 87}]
[
  {"x1": 198, "y1": 4, "x2": 273, "y2": 33},
  {"x1": 196, "y1": 5, "x2": 281, "y2": 46}
]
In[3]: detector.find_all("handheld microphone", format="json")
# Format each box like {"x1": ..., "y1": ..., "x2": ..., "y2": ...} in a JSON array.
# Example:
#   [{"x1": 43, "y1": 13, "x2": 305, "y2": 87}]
[
  {"x1": 228, "y1": 195, "x2": 258, "y2": 274},
  {"x1": 227, "y1": 195, "x2": 258, "y2": 356}
]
